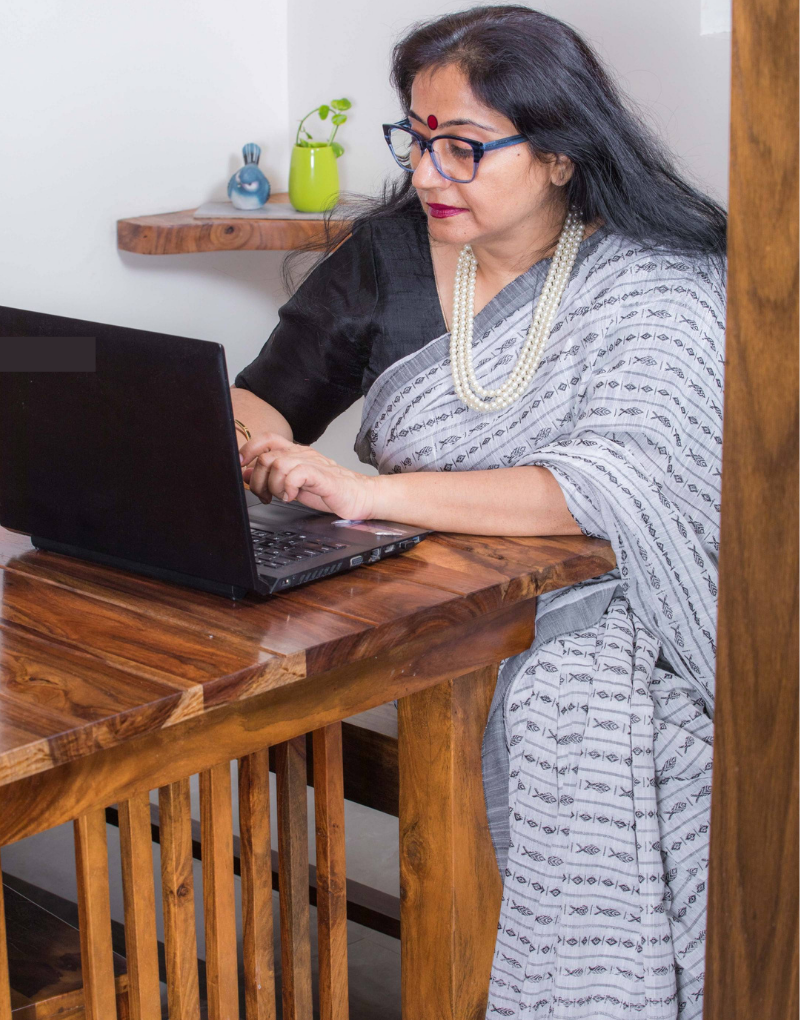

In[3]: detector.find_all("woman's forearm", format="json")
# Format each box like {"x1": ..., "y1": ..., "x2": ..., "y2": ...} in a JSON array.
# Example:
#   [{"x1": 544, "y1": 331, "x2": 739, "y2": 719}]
[
  {"x1": 230, "y1": 386, "x2": 293, "y2": 445},
  {"x1": 369, "y1": 466, "x2": 584, "y2": 536}
]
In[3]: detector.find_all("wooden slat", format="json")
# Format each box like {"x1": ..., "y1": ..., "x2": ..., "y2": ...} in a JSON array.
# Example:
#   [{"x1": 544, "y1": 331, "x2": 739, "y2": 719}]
[
  {"x1": 312, "y1": 724, "x2": 348, "y2": 1020},
  {"x1": 199, "y1": 764, "x2": 239, "y2": 1020},
  {"x1": 0, "y1": 852, "x2": 11, "y2": 1020},
  {"x1": 118, "y1": 793, "x2": 161, "y2": 1020},
  {"x1": 705, "y1": 0, "x2": 799, "y2": 1015},
  {"x1": 271, "y1": 724, "x2": 398, "y2": 818},
  {"x1": 0, "y1": 597, "x2": 538, "y2": 846},
  {"x1": 275, "y1": 738, "x2": 313, "y2": 1020},
  {"x1": 158, "y1": 779, "x2": 200, "y2": 1020},
  {"x1": 106, "y1": 800, "x2": 401, "y2": 940},
  {"x1": 238, "y1": 749, "x2": 277, "y2": 1020},
  {"x1": 398, "y1": 666, "x2": 502, "y2": 1020},
  {"x1": 73, "y1": 809, "x2": 118, "y2": 1020}
]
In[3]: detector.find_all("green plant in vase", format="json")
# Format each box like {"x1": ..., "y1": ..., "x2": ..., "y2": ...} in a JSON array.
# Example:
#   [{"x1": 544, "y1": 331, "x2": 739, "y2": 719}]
[{"x1": 289, "y1": 97, "x2": 351, "y2": 213}]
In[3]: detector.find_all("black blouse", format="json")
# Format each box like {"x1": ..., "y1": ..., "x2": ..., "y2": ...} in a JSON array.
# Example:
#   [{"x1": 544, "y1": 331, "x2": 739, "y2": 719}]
[{"x1": 233, "y1": 200, "x2": 447, "y2": 445}]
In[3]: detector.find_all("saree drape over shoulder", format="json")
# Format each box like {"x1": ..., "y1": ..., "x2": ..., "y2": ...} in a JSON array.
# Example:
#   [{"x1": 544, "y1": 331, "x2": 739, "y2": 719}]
[{"x1": 354, "y1": 226, "x2": 726, "y2": 1020}]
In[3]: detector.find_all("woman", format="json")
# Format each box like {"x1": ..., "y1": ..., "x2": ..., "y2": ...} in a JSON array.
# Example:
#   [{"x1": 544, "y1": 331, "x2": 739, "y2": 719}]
[{"x1": 232, "y1": 7, "x2": 726, "y2": 1017}]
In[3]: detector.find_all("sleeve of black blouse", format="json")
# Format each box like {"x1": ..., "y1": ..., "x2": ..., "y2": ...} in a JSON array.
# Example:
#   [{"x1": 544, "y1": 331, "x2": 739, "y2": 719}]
[{"x1": 233, "y1": 222, "x2": 379, "y2": 445}]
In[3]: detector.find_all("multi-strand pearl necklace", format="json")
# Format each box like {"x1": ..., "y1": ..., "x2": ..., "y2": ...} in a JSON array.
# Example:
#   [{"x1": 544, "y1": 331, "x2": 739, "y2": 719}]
[{"x1": 449, "y1": 209, "x2": 585, "y2": 412}]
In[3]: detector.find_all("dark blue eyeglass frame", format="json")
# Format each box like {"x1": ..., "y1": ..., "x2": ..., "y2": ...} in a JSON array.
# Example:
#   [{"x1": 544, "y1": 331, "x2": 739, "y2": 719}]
[{"x1": 382, "y1": 117, "x2": 527, "y2": 183}]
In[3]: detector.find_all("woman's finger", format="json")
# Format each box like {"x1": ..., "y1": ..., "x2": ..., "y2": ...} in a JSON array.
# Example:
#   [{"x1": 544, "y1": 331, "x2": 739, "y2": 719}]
[
  {"x1": 238, "y1": 431, "x2": 294, "y2": 466},
  {"x1": 282, "y1": 463, "x2": 321, "y2": 503},
  {"x1": 249, "y1": 453, "x2": 293, "y2": 499},
  {"x1": 264, "y1": 453, "x2": 302, "y2": 499}
]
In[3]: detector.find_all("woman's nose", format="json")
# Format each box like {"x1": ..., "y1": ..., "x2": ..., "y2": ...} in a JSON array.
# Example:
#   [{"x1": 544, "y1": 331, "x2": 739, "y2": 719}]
[{"x1": 411, "y1": 148, "x2": 447, "y2": 189}]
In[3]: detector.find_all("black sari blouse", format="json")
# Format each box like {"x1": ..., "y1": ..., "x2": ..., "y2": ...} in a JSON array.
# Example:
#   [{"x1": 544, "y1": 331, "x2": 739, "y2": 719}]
[{"x1": 233, "y1": 201, "x2": 446, "y2": 445}]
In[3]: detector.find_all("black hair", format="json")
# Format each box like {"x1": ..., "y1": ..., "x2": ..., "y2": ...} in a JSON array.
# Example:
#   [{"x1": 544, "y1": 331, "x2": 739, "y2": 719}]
[{"x1": 283, "y1": 5, "x2": 727, "y2": 291}]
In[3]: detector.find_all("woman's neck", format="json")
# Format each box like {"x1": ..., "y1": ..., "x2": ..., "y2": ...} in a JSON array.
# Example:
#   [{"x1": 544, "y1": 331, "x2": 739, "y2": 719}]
[{"x1": 469, "y1": 213, "x2": 601, "y2": 285}]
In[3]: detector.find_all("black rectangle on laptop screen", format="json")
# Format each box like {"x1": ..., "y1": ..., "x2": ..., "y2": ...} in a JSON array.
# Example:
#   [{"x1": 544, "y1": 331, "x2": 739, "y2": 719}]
[{"x1": 0, "y1": 336, "x2": 96, "y2": 371}]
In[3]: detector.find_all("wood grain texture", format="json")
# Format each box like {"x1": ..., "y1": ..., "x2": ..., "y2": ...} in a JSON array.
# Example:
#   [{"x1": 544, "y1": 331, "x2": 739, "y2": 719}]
[
  {"x1": 118, "y1": 794, "x2": 161, "y2": 1020},
  {"x1": 117, "y1": 194, "x2": 344, "y2": 254},
  {"x1": 0, "y1": 597, "x2": 537, "y2": 846},
  {"x1": 0, "y1": 526, "x2": 613, "y2": 788},
  {"x1": 199, "y1": 764, "x2": 239, "y2": 1020},
  {"x1": 705, "y1": 0, "x2": 799, "y2": 1016},
  {"x1": 399, "y1": 666, "x2": 502, "y2": 1020},
  {"x1": 73, "y1": 810, "x2": 118, "y2": 1020},
  {"x1": 312, "y1": 725, "x2": 348, "y2": 1020},
  {"x1": 238, "y1": 749, "x2": 277, "y2": 1020},
  {"x1": 0, "y1": 854, "x2": 10, "y2": 1020},
  {"x1": 158, "y1": 779, "x2": 200, "y2": 1020},
  {"x1": 275, "y1": 738, "x2": 313, "y2": 1020}
]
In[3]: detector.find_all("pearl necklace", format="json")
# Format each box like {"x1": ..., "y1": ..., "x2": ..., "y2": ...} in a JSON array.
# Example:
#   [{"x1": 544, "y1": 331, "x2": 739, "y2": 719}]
[{"x1": 449, "y1": 209, "x2": 585, "y2": 412}]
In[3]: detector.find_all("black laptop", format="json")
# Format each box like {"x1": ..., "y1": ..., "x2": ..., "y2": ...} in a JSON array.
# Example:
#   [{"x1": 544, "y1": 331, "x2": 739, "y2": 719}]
[{"x1": 0, "y1": 306, "x2": 430, "y2": 599}]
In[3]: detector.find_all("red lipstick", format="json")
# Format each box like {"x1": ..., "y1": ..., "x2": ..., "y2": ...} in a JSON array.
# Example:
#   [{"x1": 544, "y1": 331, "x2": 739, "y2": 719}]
[{"x1": 427, "y1": 203, "x2": 467, "y2": 218}]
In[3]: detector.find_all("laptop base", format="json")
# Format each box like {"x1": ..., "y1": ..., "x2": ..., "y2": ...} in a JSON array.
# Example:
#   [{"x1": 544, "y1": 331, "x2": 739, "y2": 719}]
[{"x1": 31, "y1": 536, "x2": 250, "y2": 600}]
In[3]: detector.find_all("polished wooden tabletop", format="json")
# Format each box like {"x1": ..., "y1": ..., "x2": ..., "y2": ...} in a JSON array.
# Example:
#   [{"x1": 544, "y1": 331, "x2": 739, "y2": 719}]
[{"x1": 0, "y1": 525, "x2": 615, "y2": 790}]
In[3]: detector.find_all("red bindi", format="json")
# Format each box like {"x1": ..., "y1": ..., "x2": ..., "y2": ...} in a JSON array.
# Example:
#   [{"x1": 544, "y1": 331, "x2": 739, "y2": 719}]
[{"x1": 427, "y1": 114, "x2": 438, "y2": 130}]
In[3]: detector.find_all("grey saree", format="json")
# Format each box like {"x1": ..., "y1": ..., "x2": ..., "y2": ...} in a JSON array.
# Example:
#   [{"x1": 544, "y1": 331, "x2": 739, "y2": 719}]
[{"x1": 354, "y1": 225, "x2": 726, "y2": 1019}]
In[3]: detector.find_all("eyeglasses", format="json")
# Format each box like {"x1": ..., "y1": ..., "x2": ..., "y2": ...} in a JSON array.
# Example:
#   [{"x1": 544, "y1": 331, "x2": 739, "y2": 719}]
[{"x1": 382, "y1": 117, "x2": 527, "y2": 184}]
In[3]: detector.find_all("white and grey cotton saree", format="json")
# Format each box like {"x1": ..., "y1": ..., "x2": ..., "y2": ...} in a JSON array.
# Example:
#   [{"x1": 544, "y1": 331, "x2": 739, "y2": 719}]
[{"x1": 354, "y1": 225, "x2": 726, "y2": 1019}]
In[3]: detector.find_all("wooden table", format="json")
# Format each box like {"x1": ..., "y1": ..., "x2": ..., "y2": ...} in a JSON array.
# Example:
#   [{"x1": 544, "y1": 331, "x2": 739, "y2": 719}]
[{"x1": 0, "y1": 523, "x2": 614, "y2": 1020}]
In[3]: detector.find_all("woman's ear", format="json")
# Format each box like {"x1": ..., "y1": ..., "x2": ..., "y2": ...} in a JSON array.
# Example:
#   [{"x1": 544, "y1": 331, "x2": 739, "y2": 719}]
[{"x1": 550, "y1": 154, "x2": 574, "y2": 187}]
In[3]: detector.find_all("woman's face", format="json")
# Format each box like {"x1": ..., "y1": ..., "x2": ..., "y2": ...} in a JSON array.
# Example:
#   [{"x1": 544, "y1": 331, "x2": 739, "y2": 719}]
[{"x1": 408, "y1": 63, "x2": 572, "y2": 252}]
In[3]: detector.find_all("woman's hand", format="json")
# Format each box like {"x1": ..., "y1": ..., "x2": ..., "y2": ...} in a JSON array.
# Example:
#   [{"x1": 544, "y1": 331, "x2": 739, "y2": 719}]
[{"x1": 239, "y1": 433, "x2": 378, "y2": 520}]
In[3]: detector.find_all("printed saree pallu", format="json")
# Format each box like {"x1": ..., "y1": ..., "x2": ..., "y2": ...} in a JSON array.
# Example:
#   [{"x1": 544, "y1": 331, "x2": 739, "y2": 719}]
[{"x1": 355, "y1": 228, "x2": 726, "y2": 1020}]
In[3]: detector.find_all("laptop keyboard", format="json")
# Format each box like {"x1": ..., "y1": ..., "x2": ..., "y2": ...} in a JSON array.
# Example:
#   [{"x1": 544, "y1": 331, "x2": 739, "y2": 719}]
[{"x1": 251, "y1": 528, "x2": 347, "y2": 571}]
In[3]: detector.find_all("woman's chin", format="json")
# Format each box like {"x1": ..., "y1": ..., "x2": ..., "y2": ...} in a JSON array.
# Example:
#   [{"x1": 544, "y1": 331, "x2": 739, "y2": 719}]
[{"x1": 426, "y1": 213, "x2": 474, "y2": 242}]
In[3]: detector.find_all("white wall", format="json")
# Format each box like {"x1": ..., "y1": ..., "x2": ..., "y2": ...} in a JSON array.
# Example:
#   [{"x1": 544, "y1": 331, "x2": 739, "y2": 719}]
[{"x1": 0, "y1": 0, "x2": 291, "y2": 392}]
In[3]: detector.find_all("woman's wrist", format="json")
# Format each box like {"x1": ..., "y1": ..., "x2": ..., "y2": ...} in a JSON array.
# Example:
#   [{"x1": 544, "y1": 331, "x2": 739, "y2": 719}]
[{"x1": 367, "y1": 473, "x2": 404, "y2": 522}]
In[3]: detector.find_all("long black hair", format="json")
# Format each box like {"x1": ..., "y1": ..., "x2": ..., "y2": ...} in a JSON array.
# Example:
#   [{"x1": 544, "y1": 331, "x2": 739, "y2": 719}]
[{"x1": 283, "y1": 5, "x2": 727, "y2": 291}]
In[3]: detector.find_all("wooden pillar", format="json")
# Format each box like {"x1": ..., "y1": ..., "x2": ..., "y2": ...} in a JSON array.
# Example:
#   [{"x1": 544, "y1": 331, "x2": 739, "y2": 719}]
[
  {"x1": 74, "y1": 810, "x2": 118, "y2": 1020},
  {"x1": 398, "y1": 665, "x2": 502, "y2": 1020},
  {"x1": 118, "y1": 793, "x2": 161, "y2": 1020},
  {"x1": 239, "y1": 748, "x2": 278, "y2": 1020},
  {"x1": 200, "y1": 763, "x2": 239, "y2": 1020},
  {"x1": 313, "y1": 723, "x2": 349, "y2": 1020},
  {"x1": 0, "y1": 851, "x2": 12, "y2": 1020},
  {"x1": 159, "y1": 779, "x2": 201, "y2": 1020},
  {"x1": 275, "y1": 737, "x2": 313, "y2": 1020},
  {"x1": 705, "y1": 0, "x2": 799, "y2": 1016}
]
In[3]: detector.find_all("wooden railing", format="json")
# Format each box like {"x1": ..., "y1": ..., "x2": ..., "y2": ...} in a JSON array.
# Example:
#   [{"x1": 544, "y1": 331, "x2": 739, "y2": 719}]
[{"x1": 0, "y1": 726, "x2": 353, "y2": 1020}]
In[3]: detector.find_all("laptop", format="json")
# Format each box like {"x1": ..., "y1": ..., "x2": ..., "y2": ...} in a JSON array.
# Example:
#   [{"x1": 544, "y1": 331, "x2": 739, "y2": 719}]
[{"x1": 0, "y1": 306, "x2": 431, "y2": 599}]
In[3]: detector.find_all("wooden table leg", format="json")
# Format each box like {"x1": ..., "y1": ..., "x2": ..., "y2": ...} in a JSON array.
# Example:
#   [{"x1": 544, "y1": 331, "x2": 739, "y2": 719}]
[
  {"x1": 398, "y1": 664, "x2": 503, "y2": 1020},
  {"x1": 0, "y1": 850, "x2": 12, "y2": 1020}
]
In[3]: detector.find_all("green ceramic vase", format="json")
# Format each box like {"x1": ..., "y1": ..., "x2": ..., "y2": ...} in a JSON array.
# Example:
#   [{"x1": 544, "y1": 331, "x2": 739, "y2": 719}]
[{"x1": 289, "y1": 143, "x2": 340, "y2": 212}]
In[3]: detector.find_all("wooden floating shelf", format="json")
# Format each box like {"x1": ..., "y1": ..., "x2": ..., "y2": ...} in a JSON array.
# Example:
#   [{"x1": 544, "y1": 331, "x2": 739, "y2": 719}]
[{"x1": 117, "y1": 192, "x2": 350, "y2": 255}]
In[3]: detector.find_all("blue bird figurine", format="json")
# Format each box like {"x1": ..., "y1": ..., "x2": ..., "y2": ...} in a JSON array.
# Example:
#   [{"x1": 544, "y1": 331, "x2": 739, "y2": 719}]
[{"x1": 227, "y1": 143, "x2": 271, "y2": 209}]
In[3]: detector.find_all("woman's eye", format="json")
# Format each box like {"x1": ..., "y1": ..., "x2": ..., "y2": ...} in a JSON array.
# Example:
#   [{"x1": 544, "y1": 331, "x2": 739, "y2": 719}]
[{"x1": 446, "y1": 141, "x2": 473, "y2": 160}]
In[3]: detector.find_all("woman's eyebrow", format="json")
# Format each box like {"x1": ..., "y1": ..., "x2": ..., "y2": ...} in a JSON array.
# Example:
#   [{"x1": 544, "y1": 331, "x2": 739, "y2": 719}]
[{"x1": 408, "y1": 109, "x2": 496, "y2": 131}]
